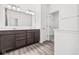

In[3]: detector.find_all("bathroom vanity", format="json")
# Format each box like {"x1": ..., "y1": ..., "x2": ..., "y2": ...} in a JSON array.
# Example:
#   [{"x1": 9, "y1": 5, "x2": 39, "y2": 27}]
[
  {"x1": 0, "y1": 29, "x2": 40, "y2": 54},
  {"x1": 0, "y1": 5, "x2": 40, "y2": 54}
]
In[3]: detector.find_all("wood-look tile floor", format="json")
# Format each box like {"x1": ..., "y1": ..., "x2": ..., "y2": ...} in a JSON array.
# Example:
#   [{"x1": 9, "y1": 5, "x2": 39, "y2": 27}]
[{"x1": 4, "y1": 40, "x2": 54, "y2": 55}]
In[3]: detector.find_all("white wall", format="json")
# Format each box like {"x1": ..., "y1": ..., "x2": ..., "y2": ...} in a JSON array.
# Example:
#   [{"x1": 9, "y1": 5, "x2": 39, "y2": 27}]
[
  {"x1": 49, "y1": 4, "x2": 79, "y2": 30},
  {"x1": 54, "y1": 30, "x2": 79, "y2": 55},
  {"x1": 49, "y1": 4, "x2": 79, "y2": 55},
  {"x1": 0, "y1": 5, "x2": 5, "y2": 26}
]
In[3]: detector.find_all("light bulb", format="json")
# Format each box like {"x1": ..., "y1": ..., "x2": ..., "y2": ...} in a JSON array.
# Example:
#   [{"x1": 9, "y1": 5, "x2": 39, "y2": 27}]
[
  {"x1": 7, "y1": 5, "x2": 12, "y2": 9},
  {"x1": 26, "y1": 11, "x2": 29, "y2": 13},
  {"x1": 17, "y1": 8, "x2": 20, "y2": 11},
  {"x1": 31, "y1": 12, "x2": 34, "y2": 15},
  {"x1": 12, "y1": 6, "x2": 16, "y2": 10}
]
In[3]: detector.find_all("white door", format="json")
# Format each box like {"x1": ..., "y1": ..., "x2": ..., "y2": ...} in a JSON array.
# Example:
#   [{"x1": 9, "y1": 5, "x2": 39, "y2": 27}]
[{"x1": 40, "y1": 4, "x2": 49, "y2": 42}]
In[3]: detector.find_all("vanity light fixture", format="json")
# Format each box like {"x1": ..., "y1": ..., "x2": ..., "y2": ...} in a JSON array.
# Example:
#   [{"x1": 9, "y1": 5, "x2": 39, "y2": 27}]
[
  {"x1": 26, "y1": 9, "x2": 35, "y2": 15},
  {"x1": 7, "y1": 4, "x2": 35, "y2": 15},
  {"x1": 26, "y1": 11, "x2": 34, "y2": 15},
  {"x1": 28, "y1": 12, "x2": 34, "y2": 15}
]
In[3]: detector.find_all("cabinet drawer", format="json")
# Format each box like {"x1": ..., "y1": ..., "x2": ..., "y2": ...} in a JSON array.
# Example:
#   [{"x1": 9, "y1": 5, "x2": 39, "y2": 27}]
[
  {"x1": 15, "y1": 30, "x2": 26, "y2": 34},
  {"x1": 16, "y1": 33, "x2": 26, "y2": 37},
  {"x1": 16, "y1": 37, "x2": 26, "y2": 40},
  {"x1": 0, "y1": 31, "x2": 15, "y2": 35},
  {"x1": 16, "y1": 40, "x2": 26, "y2": 48},
  {"x1": 26, "y1": 36, "x2": 31, "y2": 39},
  {"x1": 26, "y1": 33, "x2": 31, "y2": 35},
  {"x1": 16, "y1": 34, "x2": 26, "y2": 40},
  {"x1": 27, "y1": 30, "x2": 32, "y2": 33}
]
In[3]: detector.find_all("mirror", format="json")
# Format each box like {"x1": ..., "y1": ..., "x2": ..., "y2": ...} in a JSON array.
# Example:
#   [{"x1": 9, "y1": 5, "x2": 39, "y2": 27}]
[{"x1": 5, "y1": 8, "x2": 33, "y2": 26}]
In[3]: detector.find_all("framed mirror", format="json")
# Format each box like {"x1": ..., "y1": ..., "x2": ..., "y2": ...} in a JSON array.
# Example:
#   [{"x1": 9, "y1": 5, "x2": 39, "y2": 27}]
[{"x1": 5, "y1": 8, "x2": 32, "y2": 26}]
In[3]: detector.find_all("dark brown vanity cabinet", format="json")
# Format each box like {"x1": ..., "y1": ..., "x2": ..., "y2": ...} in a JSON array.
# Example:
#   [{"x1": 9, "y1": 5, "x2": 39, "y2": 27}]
[{"x1": 0, "y1": 29, "x2": 40, "y2": 54}]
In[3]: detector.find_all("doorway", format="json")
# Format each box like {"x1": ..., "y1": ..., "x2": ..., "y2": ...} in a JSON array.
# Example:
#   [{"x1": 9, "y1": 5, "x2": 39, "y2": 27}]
[{"x1": 49, "y1": 11, "x2": 59, "y2": 41}]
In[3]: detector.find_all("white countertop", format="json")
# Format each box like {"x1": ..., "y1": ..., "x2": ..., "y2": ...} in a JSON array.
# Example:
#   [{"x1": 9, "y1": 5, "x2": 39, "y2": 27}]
[
  {"x1": 54, "y1": 29, "x2": 79, "y2": 32},
  {"x1": 0, "y1": 26, "x2": 40, "y2": 31}
]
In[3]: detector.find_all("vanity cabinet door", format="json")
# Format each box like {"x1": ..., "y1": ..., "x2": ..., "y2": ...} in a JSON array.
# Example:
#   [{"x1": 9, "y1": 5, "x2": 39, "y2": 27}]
[
  {"x1": 0, "y1": 34, "x2": 15, "y2": 51},
  {"x1": 16, "y1": 40, "x2": 26, "y2": 48},
  {"x1": 34, "y1": 30, "x2": 40, "y2": 43}
]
